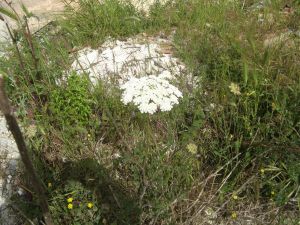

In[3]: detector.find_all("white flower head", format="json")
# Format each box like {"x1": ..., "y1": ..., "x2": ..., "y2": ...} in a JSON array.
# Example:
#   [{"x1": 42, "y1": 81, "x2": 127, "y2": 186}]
[
  {"x1": 120, "y1": 75, "x2": 183, "y2": 114},
  {"x1": 229, "y1": 82, "x2": 241, "y2": 95}
]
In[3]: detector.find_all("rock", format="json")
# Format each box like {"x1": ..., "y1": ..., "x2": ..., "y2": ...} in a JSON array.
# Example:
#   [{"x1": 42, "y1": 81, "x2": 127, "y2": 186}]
[
  {"x1": 70, "y1": 35, "x2": 192, "y2": 86},
  {"x1": 0, "y1": 115, "x2": 20, "y2": 225},
  {"x1": 128, "y1": 0, "x2": 170, "y2": 14}
]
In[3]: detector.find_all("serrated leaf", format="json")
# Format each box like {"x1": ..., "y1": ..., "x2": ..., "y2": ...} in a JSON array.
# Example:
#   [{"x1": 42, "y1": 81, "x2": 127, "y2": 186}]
[{"x1": 0, "y1": 7, "x2": 18, "y2": 21}]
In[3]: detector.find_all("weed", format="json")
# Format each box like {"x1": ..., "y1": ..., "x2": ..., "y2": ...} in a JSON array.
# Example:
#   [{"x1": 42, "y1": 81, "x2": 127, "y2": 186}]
[{"x1": 48, "y1": 73, "x2": 93, "y2": 128}]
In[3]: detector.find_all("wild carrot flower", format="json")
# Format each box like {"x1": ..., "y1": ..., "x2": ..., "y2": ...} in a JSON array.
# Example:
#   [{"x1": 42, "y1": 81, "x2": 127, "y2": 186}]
[{"x1": 120, "y1": 75, "x2": 182, "y2": 114}]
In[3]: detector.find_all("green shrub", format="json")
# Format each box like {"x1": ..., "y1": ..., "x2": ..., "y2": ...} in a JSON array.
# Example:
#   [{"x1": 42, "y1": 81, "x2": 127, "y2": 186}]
[{"x1": 49, "y1": 73, "x2": 93, "y2": 128}]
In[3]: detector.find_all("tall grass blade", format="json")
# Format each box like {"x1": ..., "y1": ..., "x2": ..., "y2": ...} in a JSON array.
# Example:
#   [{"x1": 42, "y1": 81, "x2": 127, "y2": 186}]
[{"x1": 0, "y1": 7, "x2": 18, "y2": 21}]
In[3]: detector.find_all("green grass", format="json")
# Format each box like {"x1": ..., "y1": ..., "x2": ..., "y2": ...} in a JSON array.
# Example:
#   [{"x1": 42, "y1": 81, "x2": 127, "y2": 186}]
[
  {"x1": 0, "y1": 0, "x2": 300, "y2": 224},
  {"x1": 60, "y1": 0, "x2": 148, "y2": 47}
]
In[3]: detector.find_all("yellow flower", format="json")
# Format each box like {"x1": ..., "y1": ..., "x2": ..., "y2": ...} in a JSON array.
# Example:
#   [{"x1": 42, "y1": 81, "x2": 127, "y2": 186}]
[
  {"x1": 271, "y1": 191, "x2": 275, "y2": 196},
  {"x1": 186, "y1": 143, "x2": 197, "y2": 154},
  {"x1": 231, "y1": 212, "x2": 237, "y2": 219},
  {"x1": 229, "y1": 82, "x2": 241, "y2": 95},
  {"x1": 67, "y1": 197, "x2": 73, "y2": 203},
  {"x1": 260, "y1": 168, "x2": 265, "y2": 174},
  {"x1": 48, "y1": 182, "x2": 52, "y2": 188},
  {"x1": 232, "y1": 194, "x2": 238, "y2": 200},
  {"x1": 87, "y1": 202, "x2": 93, "y2": 209},
  {"x1": 67, "y1": 203, "x2": 73, "y2": 209}
]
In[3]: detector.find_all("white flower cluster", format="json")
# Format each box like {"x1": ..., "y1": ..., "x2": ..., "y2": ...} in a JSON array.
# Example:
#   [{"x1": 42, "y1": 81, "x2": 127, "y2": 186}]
[{"x1": 120, "y1": 75, "x2": 183, "y2": 114}]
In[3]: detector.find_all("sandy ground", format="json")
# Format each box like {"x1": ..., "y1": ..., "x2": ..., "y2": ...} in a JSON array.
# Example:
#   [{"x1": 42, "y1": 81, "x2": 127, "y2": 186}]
[
  {"x1": 0, "y1": 0, "x2": 64, "y2": 42},
  {"x1": 12, "y1": 0, "x2": 64, "y2": 13}
]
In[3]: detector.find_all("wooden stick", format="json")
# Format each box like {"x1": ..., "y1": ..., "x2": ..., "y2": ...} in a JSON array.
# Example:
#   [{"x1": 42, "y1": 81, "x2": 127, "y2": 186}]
[{"x1": 0, "y1": 75, "x2": 54, "y2": 225}]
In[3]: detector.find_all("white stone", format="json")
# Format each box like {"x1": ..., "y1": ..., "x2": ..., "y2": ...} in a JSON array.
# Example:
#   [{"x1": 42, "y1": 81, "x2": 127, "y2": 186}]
[
  {"x1": 0, "y1": 115, "x2": 20, "y2": 224},
  {"x1": 71, "y1": 36, "x2": 188, "y2": 86}
]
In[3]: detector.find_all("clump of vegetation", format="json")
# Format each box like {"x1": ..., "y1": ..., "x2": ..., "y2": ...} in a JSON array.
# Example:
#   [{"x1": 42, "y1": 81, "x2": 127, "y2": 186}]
[
  {"x1": 61, "y1": 0, "x2": 147, "y2": 47},
  {"x1": 0, "y1": 0, "x2": 299, "y2": 224},
  {"x1": 49, "y1": 73, "x2": 93, "y2": 128},
  {"x1": 49, "y1": 180, "x2": 102, "y2": 225}
]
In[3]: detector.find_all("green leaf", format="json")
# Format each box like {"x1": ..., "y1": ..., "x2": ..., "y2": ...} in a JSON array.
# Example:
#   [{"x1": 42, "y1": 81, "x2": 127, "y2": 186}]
[
  {"x1": 21, "y1": 3, "x2": 33, "y2": 18},
  {"x1": 0, "y1": 7, "x2": 18, "y2": 21},
  {"x1": 243, "y1": 62, "x2": 248, "y2": 86}
]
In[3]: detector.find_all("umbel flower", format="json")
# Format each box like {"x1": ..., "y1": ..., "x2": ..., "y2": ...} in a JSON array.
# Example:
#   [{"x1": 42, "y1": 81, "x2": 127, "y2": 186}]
[{"x1": 120, "y1": 75, "x2": 183, "y2": 114}]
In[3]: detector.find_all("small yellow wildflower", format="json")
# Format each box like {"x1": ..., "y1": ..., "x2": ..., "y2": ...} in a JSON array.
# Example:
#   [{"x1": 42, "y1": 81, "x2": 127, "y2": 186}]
[
  {"x1": 231, "y1": 212, "x2": 237, "y2": 219},
  {"x1": 232, "y1": 194, "x2": 238, "y2": 200},
  {"x1": 87, "y1": 202, "x2": 93, "y2": 209},
  {"x1": 260, "y1": 168, "x2": 265, "y2": 174},
  {"x1": 271, "y1": 191, "x2": 275, "y2": 196},
  {"x1": 48, "y1": 182, "x2": 52, "y2": 188},
  {"x1": 186, "y1": 143, "x2": 197, "y2": 154},
  {"x1": 67, "y1": 197, "x2": 73, "y2": 203},
  {"x1": 229, "y1": 82, "x2": 241, "y2": 96},
  {"x1": 67, "y1": 203, "x2": 73, "y2": 209}
]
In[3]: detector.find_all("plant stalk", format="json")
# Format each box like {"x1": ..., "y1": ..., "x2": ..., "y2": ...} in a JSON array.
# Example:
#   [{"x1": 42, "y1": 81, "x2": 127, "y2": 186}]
[{"x1": 0, "y1": 75, "x2": 54, "y2": 225}]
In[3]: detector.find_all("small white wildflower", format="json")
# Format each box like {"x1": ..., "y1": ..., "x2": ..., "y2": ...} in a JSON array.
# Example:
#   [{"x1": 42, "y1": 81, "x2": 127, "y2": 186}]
[
  {"x1": 205, "y1": 207, "x2": 217, "y2": 219},
  {"x1": 17, "y1": 188, "x2": 24, "y2": 196},
  {"x1": 112, "y1": 153, "x2": 121, "y2": 159},
  {"x1": 120, "y1": 75, "x2": 182, "y2": 114},
  {"x1": 229, "y1": 82, "x2": 241, "y2": 95}
]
